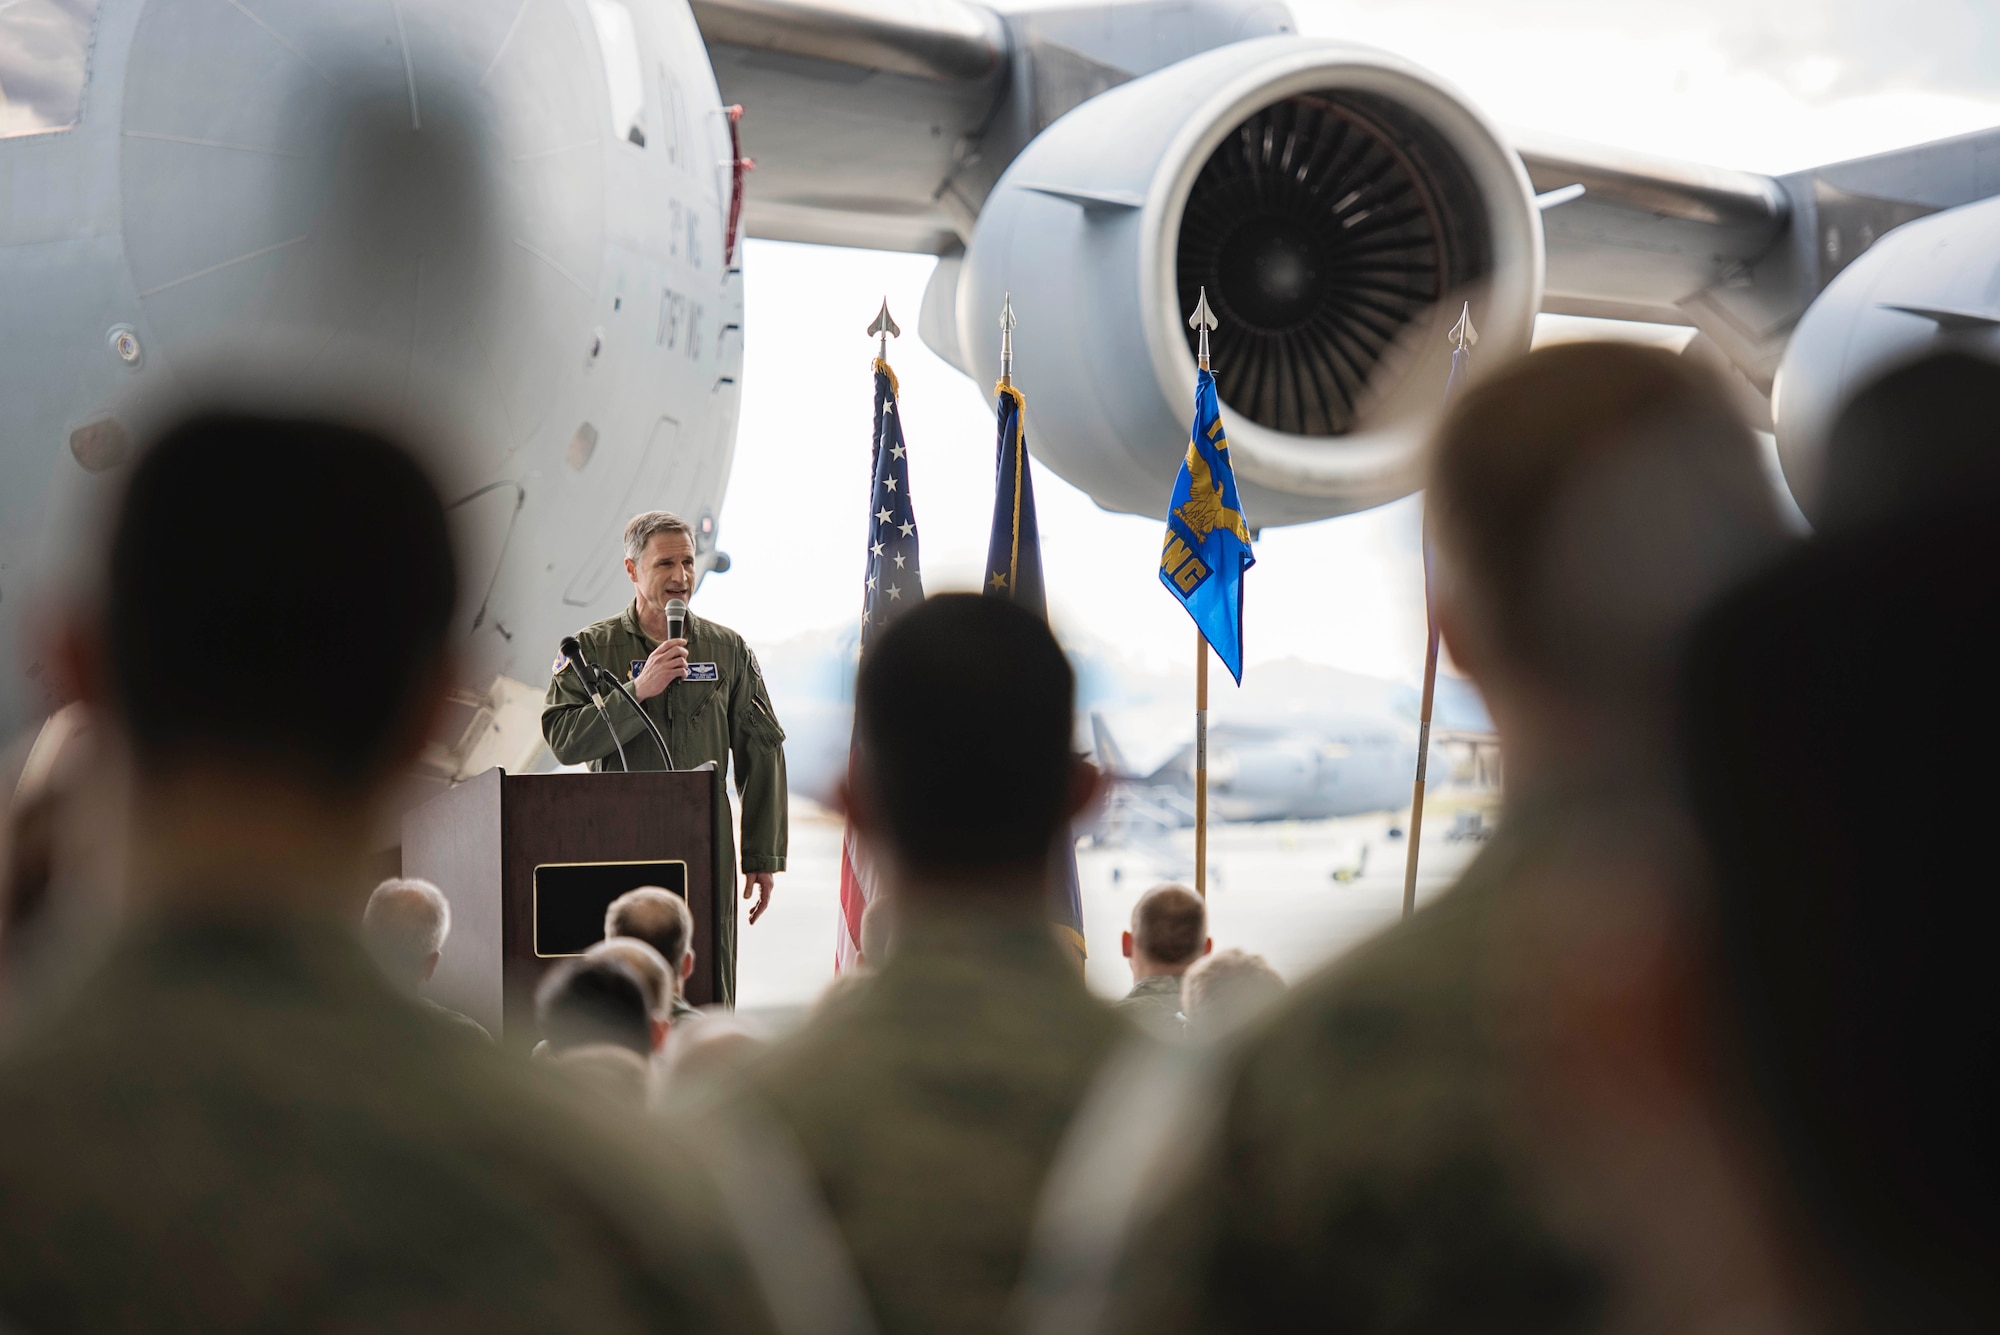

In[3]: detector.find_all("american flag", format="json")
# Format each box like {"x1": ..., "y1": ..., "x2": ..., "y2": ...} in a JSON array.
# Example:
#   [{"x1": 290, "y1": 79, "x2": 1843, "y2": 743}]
[{"x1": 836, "y1": 357, "x2": 923, "y2": 972}]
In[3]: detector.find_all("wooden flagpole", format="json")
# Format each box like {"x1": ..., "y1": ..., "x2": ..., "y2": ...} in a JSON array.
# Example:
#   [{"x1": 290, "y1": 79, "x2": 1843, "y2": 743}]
[
  {"x1": 1191, "y1": 290, "x2": 1216, "y2": 899},
  {"x1": 1196, "y1": 632, "x2": 1209, "y2": 897},
  {"x1": 1402, "y1": 303, "x2": 1476, "y2": 919},
  {"x1": 1401, "y1": 605, "x2": 1439, "y2": 919}
]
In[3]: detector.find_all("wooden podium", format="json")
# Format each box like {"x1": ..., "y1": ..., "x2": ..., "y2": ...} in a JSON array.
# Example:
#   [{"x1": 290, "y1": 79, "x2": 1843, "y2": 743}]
[{"x1": 400, "y1": 766, "x2": 729, "y2": 1044}]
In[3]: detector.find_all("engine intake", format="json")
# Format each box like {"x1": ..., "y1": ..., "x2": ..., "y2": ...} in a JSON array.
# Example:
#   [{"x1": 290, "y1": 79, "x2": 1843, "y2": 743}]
[
  {"x1": 1178, "y1": 92, "x2": 1494, "y2": 438},
  {"x1": 955, "y1": 38, "x2": 1540, "y2": 526}
]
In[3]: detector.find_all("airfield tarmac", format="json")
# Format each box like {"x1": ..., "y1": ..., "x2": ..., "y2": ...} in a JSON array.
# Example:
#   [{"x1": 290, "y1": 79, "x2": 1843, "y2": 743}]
[{"x1": 735, "y1": 793, "x2": 1495, "y2": 1022}]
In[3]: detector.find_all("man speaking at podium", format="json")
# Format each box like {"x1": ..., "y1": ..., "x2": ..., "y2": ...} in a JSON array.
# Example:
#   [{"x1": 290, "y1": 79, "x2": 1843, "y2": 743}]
[{"x1": 541, "y1": 511, "x2": 787, "y2": 1007}]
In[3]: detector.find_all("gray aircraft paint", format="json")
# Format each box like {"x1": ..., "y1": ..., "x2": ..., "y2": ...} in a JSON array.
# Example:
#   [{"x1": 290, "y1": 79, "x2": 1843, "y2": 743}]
[
  {"x1": 1, "y1": 0, "x2": 741, "y2": 746},
  {"x1": 12, "y1": 0, "x2": 2000, "y2": 751}
]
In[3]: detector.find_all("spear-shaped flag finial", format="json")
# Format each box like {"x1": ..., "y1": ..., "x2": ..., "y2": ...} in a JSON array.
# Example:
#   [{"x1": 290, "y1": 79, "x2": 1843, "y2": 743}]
[
  {"x1": 868, "y1": 298, "x2": 901, "y2": 359},
  {"x1": 1449, "y1": 300, "x2": 1478, "y2": 353},
  {"x1": 1189, "y1": 287, "x2": 1218, "y2": 370},
  {"x1": 999, "y1": 292, "x2": 1016, "y2": 387}
]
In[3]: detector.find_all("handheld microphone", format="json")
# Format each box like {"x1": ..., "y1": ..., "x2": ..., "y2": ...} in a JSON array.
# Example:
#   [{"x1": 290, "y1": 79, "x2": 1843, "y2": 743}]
[
  {"x1": 570, "y1": 631, "x2": 676, "y2": 771},
  {"x1": 665, "y1": 598, "x2": 688, "y2": 644},
  {"x1": 560, "y1": 635, "x2": 628, "y2": 772}
]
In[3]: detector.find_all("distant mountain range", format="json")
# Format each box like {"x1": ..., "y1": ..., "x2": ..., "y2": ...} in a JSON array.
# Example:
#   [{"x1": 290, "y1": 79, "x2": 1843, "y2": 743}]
[{"x1": 749, "y1": 622, "x2": 1492, "y2": 804}]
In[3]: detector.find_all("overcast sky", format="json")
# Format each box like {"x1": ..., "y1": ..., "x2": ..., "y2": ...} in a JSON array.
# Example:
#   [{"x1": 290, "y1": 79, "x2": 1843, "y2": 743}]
[{"x1": 697, "y1": 1, "x2": 2000, "y2": 691}]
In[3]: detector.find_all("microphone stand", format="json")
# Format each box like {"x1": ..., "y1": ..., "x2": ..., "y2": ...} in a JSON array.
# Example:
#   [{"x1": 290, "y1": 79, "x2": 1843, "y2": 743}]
[
  {"x1": 573, "y1": 660, "x2": 629, "y2": 773},
  {"x1": 597, "y1": 668, "x2": 675, "y2": 770}
]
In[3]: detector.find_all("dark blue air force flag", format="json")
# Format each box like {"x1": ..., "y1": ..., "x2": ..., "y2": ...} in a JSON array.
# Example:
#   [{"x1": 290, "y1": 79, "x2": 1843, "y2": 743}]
[{"x1": 1160, "y1": 368, "x2": 1254, "y2": 682}]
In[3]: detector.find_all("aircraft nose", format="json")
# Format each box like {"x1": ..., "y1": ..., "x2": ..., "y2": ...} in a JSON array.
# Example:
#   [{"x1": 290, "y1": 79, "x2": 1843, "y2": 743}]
[{"x1": 115, "y1": 0, "x2": 608, "y2": 460}]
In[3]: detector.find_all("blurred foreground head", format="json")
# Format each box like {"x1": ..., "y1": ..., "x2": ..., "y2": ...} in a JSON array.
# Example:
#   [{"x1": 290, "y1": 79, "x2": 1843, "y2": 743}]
[
  {"x1": 849, "y1": 595, "x2": 1094, "y2": 890},
  {"x1": 85, "y1": 412, "x2": 455, "y2": 798},
  {"x1": 1820, "y1": 351, "x2": 2000, "y2": 534},
  {"x1": 1181, "y1": 947, "x2": 1284, "y2": 1041},
  {"x1": 1681, "y1": 502, "x2": 1999, "y2": 1332},
  {"x1": 536, "y1": 955, "x2": 652, "y2": 1058},
  {"x1": 1429, "y1": 343, "x2": 1785, "y2": 781}
]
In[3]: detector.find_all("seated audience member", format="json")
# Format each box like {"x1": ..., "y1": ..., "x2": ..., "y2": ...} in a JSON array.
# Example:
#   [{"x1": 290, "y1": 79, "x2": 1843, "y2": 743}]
[
  {"x1": 858, "y1": 894, "x2": 896, "y2": 969},
  {"x1": 537, "y1": 954, "x2": 657, "y2": 1111},
  {"x1": 586, "y1": 936, "x2": 677, "y2": 1056},
  {"x1": 724, "y1": 595, "x2": 1118, "y2": 1335},
  {"x1": 361, "y1": 876, "x2": 491, "y2": 1042},
  {"x1": 1089, "y1": 344, "x2": 1799, "y2": 1335},
  {"x1": 604, "y1": 885, "x2": 701, "y2": 1022},
  {"x1": 537, "y1": 955, "x2": 654, "y2": 1057},
  {"x1": 816, "y1": 896, "x2": 903, "y2": 1016},
  {"x1": 666, "y1": 1018, "x2": 770, "y2": 1102},
  {"x1": 0, "y1": 413, "x2": 774, "y2": 1333},
  {"x1": 0, "y1": 704, "x2": 122, "y2": 1027},
  {"x1": 1682, "y1": 412, "x2": 1999, "y2": 1332},
  {"x1": 1115, "y1": 884, "x2": 1208, "y2": 1039},
  {"x1": 1179, "y1": 947, "x2": 1283, "y2": 1042}
]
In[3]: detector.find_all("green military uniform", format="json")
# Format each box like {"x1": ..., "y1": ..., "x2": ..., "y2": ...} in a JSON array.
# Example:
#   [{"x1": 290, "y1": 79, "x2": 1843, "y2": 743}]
[
  {"x1": 726, "y1": 898, "x2": 1129, "y2": 1335},
  {"x1": 1105, "y1": 796, "x2": 1607, "y2": 1333},
  {"x1": 0, "y1": 907, "x2": 778, "y2": 1334},
  {"x1": 1113, "y1": 972, "x2": 1186, "y2": 1041},
  {"x1": 542, "y1": 603, "x2": 788, "y2": 1008}
]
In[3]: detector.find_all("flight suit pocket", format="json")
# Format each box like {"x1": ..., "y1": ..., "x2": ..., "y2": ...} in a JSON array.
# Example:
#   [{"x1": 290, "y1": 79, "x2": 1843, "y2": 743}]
[{"x1": 742, "y1": 693, "x2": 786, "y2": 749}]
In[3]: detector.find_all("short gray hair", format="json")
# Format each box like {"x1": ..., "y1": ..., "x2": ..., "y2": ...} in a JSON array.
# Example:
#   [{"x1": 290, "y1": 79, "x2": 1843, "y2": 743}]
[
  {"x1": 585, "y1": 936, "x2": 673, "y2": 1019},
  {"x1": 1182, "y1": 948, "x2": 1285, "y2": 1040},
  {"x1": 362, "y1": 877, "x2": 451, "y2": 984},
  {"x1": 623, "y1": 511, "x2": 695, "y2": 563}
]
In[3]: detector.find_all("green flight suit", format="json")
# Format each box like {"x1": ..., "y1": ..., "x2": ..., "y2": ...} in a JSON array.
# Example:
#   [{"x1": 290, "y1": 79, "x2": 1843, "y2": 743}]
[
  {"x1": 1113, "y1": 972, "x2": 1187, "y2": 1041},
  {"x1": 541, "y1": 602, "x2": 788, "y2": 1008},
  {"x1": 1103, "y1": 795, "x2": 1609, "y2": 1334},
  {"x1": 725, "y1": 898, "x2": 1130, "y2": 1335},
  {"x1": 0, "y1": 908, "x2": 778, "y2": 1334}
]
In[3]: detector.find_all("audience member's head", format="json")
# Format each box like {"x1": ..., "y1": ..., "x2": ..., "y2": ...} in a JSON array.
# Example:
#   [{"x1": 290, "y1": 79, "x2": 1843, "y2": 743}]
[
  {"x1": 1122, "y1": 884, "x2": 1209, "y2": 979},
  {"x1": 361, "y1": 878, "x2": 451, "y2": 987},
  {"x1": 535, "y1": 956, "x2": 652, "y2": 1058},
  {"x1": 583, "y1": 937, "x2": 674, "y2": 1054},
  {"x1": 1428, "y1": 343, "x2": 1784, "y2": 786},
  {"x1": 87, "y1": 412, "x2": 455, "y2": 797},
  {"x1": 1818, "y1": 350, "x2": 2000, "y2": 533},
  {"x1": 1681, "y1": 502, "x2": 1999, "y2": 1332},
  {"x1": 603, "y1": 886, "x2": 695, "y2": 993},
  {"x1": 1181, "y1": 948, "x2": 1284, "y2": 1041},
  {"x1": 57, "y1": 413, "x2": 455, "y2": 917},
  {"x1": 665, "y1": 1018, "x2": 768, "y2": 1101},
  {"x1": 548, "y1": 1044, "x2": 652, "y2": 1110},
  {"x1": 858, "y1": 896, "x2": 896, "y2": 968},
  {"x1": 849, "y1": 595, "x2": 1097, "y2": 890}
]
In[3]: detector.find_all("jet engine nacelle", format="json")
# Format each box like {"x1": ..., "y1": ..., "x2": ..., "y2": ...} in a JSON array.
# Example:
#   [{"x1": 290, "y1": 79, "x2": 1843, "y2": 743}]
[
  {"x1": 956, "y1": 37, "x2": 1543, "y2": 527},
  {"x1": 1774, "y1": 194, "x2": 2000, "y2": 524}
]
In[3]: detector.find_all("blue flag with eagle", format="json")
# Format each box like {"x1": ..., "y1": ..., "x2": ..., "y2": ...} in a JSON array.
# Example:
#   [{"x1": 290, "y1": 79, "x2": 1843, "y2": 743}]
[
  {"x1": 985, "y1": 380, "x2": 1086, "y2": 967},
  {"x1": 1160, "y1": 367, "x2": 1255, "y2": 681}
]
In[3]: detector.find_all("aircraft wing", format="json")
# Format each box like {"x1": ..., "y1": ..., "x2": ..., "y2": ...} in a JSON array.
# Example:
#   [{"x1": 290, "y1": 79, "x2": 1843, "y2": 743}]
[
  {"x1": 696, "y1": 0, "x2": 2000, "y2": 521},
  {"x1": 699, "y1": 0, "x2": 1790, "y2": 320}
]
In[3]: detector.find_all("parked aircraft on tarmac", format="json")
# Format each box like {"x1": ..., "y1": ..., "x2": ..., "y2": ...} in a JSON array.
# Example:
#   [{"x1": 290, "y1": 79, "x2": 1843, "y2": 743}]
[{"x1": 6, "y1": 0, "x2": 1998, "y2": 766}]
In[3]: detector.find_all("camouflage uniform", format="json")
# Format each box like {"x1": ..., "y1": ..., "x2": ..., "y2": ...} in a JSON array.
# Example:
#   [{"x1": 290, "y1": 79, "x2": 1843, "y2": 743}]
[
  {"x1": 1106, "y1": 800, "x2": 1607, "y2": 1333},
  {"x1": 1113, "y1": 973, "x2": 1186, "y2": 1041},
  {"x1": 730, "y1": 899, "x2": 1128, "y2": 1335},
  {"x1": 0, "y1": 909, "x2": 776, "y2": 1334},
  {"x1": 542, "y1": 602, "x2": 788, "y2": 1007}
]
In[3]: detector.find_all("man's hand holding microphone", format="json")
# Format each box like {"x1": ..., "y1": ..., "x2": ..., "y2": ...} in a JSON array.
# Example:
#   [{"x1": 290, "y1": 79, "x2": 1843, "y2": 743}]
[
  {"x1": 633, "y1": 597, "x2": 691, "y2": 701},
  {"x1": 632, "y1": 638, "x2": 688, "y2": 700}
]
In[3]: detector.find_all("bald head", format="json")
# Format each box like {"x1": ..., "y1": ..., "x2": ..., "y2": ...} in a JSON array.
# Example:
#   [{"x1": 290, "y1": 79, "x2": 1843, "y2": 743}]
[{"x1": 1126, "y1": 884, "x2": 1208, "y2": 977}]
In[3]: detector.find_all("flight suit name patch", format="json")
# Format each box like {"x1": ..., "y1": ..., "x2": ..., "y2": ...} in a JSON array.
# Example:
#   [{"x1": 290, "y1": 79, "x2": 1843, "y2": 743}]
[{"x1": 685, "y1": 662, "x2": 719, "y2": 682}]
